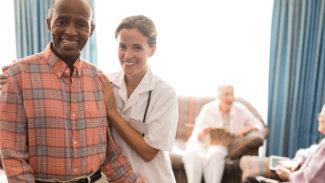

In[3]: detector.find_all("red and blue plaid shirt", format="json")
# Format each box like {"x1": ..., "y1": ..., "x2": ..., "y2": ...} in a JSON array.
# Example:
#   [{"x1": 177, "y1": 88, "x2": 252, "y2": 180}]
[{"x1": 0, "y1": 43, "x2": 137, "y2": 182}]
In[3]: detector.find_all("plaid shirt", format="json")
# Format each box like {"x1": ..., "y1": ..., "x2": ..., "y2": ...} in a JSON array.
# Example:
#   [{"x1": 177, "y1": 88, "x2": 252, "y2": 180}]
[{"x1": 0, "y1": 43, "x2": 137, "y2": 182}]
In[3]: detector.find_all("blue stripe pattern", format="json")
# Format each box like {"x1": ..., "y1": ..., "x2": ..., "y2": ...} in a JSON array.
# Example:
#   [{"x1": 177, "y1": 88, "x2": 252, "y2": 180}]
[{"x1": 267, "y1": 0, "x2": 325, "y2": 157}]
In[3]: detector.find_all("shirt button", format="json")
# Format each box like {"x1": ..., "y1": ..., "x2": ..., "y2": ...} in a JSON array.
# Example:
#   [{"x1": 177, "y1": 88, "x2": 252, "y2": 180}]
[
  {"x1": 58, "y1": 72, "x2": 61, "y2": 76},
  {"x1": 65, "y1": 70, "x2": 69, "y2": 73},
  {"x1": 74, "y1": 168, "x2": 77, "y2": 172},
  {"x1": 73, "y1": 140, "x2": 77, "y2": 145},
  {"x1": 72, "y1": 113, "x2": 75, "y2": 118}
]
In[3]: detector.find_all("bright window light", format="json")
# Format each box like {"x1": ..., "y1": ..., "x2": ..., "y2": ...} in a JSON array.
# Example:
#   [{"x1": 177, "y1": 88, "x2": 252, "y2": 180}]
[
  {"x1": 0, "y1": 1, "x2": 16, "y2": 66},
  {"x1": 95, "y1": 0, "x2": 273, "y2": 120}
]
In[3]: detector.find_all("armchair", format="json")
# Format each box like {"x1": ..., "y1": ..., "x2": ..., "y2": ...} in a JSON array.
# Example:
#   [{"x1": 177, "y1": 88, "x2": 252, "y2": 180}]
[{"x1": 170, "y1": 96, "x2": 268, "y2": 183}]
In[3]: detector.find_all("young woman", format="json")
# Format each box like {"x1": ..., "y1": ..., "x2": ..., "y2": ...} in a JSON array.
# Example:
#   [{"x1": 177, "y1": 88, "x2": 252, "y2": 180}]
[{"x1": 99, "y1": 15, "x2": 178, "y2": 183}]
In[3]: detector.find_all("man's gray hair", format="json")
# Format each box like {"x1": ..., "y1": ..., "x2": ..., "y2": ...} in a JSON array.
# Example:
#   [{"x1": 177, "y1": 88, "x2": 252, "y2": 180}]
[{"x1": 217, "y1": 84, "x2": 234, "y2": 97}]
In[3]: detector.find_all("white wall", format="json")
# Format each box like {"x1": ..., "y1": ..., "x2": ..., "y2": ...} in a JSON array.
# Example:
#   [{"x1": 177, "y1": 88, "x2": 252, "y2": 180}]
[
  {"x1": 97, "y1": 0, "x2": 273, "y2": 120},
  {"x1": 0, "y1": 1, "x2": 16, "y2": 67}
]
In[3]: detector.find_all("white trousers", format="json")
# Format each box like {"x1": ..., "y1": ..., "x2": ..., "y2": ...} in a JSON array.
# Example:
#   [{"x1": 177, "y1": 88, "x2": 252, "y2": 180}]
[{"x1": 183, "y1": 143, "x2": 227, "y2": 183}]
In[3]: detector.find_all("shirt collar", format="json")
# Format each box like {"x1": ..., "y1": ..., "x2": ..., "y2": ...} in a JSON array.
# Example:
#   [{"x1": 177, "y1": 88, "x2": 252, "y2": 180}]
[
  {"x1": 111, "y1": 67, "x2": 155, "y2": 93},
  {"x1": 43, "y1": 42, "x2": 83, "y2": 78},
  {"x1": 215, "y1": 99, "x2": 236, "y2": 117}
]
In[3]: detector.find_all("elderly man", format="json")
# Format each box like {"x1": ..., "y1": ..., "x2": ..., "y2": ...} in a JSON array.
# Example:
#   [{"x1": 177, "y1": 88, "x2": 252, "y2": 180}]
[
  {"x1": 0, "y1": 0, "x2": 142, "y2": 182},
  {"x1": 183, "y1": 85, "x2": 264, "y2": 183}
]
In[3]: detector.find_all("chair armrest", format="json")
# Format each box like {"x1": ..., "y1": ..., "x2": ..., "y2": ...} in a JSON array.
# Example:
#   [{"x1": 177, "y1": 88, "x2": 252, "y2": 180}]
[
  {"x1": 239, "y1": 155, "x2": 279, "y2": 181},
  {"x1": 228, "y1": 131, "x2": 264, "y2": 160}
]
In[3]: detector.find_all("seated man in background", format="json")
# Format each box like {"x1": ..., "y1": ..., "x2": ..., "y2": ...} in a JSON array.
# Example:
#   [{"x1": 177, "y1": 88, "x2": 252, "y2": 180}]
[
  {"x1": 183, "y1": 85, "x2": 265, "y2": 183},
  {"x1": 243, "y1": 104, "x2": 325, "y2": 183}
]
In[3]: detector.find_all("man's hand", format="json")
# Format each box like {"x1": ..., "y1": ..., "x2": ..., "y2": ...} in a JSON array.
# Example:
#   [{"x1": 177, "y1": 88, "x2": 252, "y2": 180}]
[
  {"x1": 136, "y1": 177, "x2": 148, "y2": 183},
  {"x1": 0, "y1": 65, "x2": 11, "y2": 90},
  {"x1": 0, "y1": 74, "x2": 8, "y2": 90}
]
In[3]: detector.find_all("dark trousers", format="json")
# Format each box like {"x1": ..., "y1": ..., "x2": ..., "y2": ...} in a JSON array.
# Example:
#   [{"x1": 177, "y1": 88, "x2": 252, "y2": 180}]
[{"x1": 243, "y1": 176, "x2": 280, "y2": 183}]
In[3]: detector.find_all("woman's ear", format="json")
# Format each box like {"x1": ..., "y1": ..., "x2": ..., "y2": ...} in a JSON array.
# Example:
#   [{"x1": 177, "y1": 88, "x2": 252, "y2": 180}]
[{"x1": 149, "y1": 45, "x2": 157, "y2": 57}]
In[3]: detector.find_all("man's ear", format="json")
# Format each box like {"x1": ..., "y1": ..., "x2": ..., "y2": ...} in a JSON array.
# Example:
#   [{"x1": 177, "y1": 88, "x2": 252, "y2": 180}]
[
  {"x1": 89, "y1": 25, "x2": 95, "y2": 37},
  {"x1": 47, "y1": 18, "x2": 52, "y2": 32},
  {"x1": 149, "y1": 45, "x2": 156, "y2": 57}
]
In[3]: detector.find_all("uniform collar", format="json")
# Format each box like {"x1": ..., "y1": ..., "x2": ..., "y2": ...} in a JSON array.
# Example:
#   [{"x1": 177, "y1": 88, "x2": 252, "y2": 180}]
[
  {"x1": 43, "y1": 42, "x2": 83, "y2": 78},
  {"x1": 111, "y1": 67, "x2": 155, "y2": 108},
  {"x1": 111, "y1": 67, "x2": 155, "y2": 94}
]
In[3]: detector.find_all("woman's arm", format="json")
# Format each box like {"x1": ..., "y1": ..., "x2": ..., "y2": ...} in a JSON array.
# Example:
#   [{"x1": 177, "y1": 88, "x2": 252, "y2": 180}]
[{"x1": 99, "y1": 73, "x2": 159, "y2": 162}]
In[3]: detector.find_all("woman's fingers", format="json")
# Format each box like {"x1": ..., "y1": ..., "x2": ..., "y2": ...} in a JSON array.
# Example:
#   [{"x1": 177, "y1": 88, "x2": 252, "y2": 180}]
[
  {"x1": 99, "y1": 73, "x2": 111, "y2": 88},
  {"x1": 2, "y1": 65, "x2": 11, "y2": 74}
]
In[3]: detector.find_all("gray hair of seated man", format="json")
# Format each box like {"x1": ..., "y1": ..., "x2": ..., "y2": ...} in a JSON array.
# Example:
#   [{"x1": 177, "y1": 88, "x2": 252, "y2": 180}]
[{"x1": 217, "y1": 84, "x2": 234, "y2": 98}]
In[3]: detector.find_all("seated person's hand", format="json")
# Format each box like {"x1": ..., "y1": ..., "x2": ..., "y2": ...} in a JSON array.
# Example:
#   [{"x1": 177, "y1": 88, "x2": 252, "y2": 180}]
[
  {"x1": 237, "y1": 126, "x2": 257, "y2": 137},
  {"x1": 276, "y1": 166, "x2": 291, "y2": 181},
  {"x1": 278, "y1": 160, "x2": 300, "y2": 172},
  {"x1": 198, "y1": 126, "x2": 211, "y2": 141},
  {"x1": 209, "y1": 128, "x2": 235, "y2": 147}
]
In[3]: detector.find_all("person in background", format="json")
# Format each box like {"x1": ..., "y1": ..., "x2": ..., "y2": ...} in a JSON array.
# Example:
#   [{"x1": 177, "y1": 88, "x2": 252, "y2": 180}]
[
  {"x1": 244, "y1": 104, "x2": 325, "y2": 183},
  {"x1": 183, "y1": 85, "x2": 264, "y2": 183},
  {"x1": 99, "y1": 15, "x2": 178, "y2": 183},
  {"x1": 0, "y1": 0, "x2": 144, "y2": 182}
]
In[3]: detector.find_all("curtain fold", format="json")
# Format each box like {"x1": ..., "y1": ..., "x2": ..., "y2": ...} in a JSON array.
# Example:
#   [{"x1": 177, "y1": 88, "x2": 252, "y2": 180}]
[
  {"x1": 14, "y1": 0, "x2": 52, "y2": 58},
  {"x1": 14, "y1": 0, "x2": 97, "y2": 65},
  {"x1": 267, "y1": 0, "x2": 325, "y2": 157},
  {"x1": 81, "y1": 0, "x2": 98, "y2": 65}
]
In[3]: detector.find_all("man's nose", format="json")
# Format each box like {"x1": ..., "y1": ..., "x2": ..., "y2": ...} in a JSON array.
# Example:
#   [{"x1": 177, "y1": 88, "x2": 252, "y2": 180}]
[{"x1": 65, "y1": 23, "x2": 78, "y2": 36}]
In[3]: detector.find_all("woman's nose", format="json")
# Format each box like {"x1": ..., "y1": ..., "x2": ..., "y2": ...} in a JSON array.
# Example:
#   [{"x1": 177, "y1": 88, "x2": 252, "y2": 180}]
[{"x1": 124, "y1": 49, "x2": 133, "y2": 59}]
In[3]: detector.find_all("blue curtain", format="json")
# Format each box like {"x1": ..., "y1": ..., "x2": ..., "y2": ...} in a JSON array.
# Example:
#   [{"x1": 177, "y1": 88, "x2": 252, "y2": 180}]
[
  {"x1": 267, "y1": 0, "x2": 325, "y2": 158},
  {"x1": 81, "y1": 0, "x2": 98, "y2": 65},
  {"x1": 14, "y1": 0, "x2": 98, "y2": 65}
]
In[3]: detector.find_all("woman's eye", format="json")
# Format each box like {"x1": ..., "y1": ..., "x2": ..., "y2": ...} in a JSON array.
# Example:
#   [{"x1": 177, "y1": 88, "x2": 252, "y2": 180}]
[
  {"x1": 134, "y1": 46, "x2": 142, "y2": 51},
  {"x1": 119, "y1": 45, "x2": 126, "y2": 49}
]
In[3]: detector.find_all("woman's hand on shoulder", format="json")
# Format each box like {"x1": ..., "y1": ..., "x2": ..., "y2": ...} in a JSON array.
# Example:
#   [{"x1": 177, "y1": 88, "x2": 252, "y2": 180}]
[{"x1": 99, "y1": 73, "x2": 117, "y2": 116}]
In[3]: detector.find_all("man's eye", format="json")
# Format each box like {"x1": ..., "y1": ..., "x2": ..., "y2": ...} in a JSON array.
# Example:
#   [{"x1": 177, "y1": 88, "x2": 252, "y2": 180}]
[
  {"x1": 78, "y1": 23, "x2": 85, "y2": 28},
  {"x1": 59, "y1": 21, "x2": 66, "y2": 25}
]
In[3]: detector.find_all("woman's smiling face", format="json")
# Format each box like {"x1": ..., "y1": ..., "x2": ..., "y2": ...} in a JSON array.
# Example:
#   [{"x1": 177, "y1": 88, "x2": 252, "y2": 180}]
[{"x1": 117, "y1": 28, "x2": 156, "y2": 79}]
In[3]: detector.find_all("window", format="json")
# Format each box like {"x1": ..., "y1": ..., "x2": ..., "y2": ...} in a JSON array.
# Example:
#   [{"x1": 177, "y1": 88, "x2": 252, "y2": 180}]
[
  {"x1": 0, "y1": 1, "x2": 16, "y2": 66},
  {"x1": 95, "y1": 0, "x2": 273, "y2": 119}
]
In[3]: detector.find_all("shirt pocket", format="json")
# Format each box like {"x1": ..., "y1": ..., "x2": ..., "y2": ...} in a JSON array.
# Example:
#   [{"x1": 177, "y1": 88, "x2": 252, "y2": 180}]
[{"x1": 84, "y1": 110, "x2": 106, "y2": 148}]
